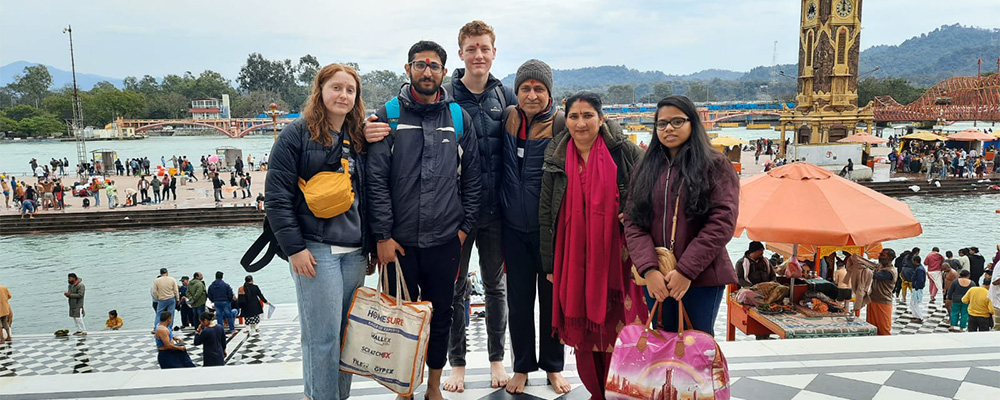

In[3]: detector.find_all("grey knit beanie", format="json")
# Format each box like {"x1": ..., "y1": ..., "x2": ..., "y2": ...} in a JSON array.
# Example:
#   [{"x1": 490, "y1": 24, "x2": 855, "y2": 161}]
[{"x1": 514, "y1": 59, "x2": 553, "y2": 93}]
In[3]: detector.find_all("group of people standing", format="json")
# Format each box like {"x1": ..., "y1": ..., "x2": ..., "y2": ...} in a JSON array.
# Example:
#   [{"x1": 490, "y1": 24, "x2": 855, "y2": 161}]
[
  {"x1": 889, "y1": 140, "x2": 998, "y2": 178},
  {"x1": 264, "y1": 20, "x2": 739, "y2": 400},
  {"x1": 897, "y1": 246, "x2": 997, "y2": 332}
]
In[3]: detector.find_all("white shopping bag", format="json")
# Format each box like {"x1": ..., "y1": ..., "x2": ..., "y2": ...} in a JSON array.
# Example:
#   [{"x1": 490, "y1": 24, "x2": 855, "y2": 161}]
[
  {"x1": 340, "y1": 261, "x2": 432, "y2": 396},
  {"x1": 266, "y1": 303, "x2": 276, "y2": 319}
]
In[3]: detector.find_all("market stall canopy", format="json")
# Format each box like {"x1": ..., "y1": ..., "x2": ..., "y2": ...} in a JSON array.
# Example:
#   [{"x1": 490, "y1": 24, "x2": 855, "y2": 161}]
[
  {"x1": 836, "y1": 132, "x2": 888, "y2": 144},
  {"x1": 766, "y1": 242, "x2": 883, "y2": 261},
  {"x1": 900, "y1": 131, "x2": 947, "y2": 141},
  {"x1": 734, "y1": 162, "x2": 923, "y2": 246},
  {"x1": 711, "y1": 136, "x2": 750, "y2": 147},
  {"x1": 947, "y1": 129, "x2": 996, "y2": 142}
]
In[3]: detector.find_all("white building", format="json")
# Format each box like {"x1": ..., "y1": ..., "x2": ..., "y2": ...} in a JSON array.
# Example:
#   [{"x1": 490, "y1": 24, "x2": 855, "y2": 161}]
[{"x1": 190, "y1": 98, "x2": 222, "y2": 120}]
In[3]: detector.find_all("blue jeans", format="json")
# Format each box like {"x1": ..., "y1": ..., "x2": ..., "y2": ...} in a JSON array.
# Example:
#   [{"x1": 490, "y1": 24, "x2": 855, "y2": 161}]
[
  {"x1": 291, "y1": 242, "x2": 366, "y2": 400},
  {"x1": 155, "y1": 298, "x2": 176, "y2": 330},
  {"x1": 644, "y1": 285, "x2": 725, "y2": 336},
  {"x1": 215, "y1": 301, "x2": 235, "y2": 332},
  {"x1": 94, "y1": 193, "x2": 100, "y2": 206},
  {"x1": 192, "y1": 305, "x2": 206, "y2": 323}
]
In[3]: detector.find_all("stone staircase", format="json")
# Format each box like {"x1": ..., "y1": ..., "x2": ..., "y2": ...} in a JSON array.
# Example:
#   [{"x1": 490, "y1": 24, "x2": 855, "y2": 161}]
[
  {"x1": 0, "y1": 206, "x2": 265, "y2": 235},
  {"x1": 859, "y1": 178, "x2": 1000, "y2": 197}
]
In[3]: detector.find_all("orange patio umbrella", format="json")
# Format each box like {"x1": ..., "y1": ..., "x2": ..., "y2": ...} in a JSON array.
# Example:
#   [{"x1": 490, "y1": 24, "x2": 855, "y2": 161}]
[
  {"x1": 947, "y1": 129, "x2": 996, "y2": 142},
  {"x1": 837, "y1": 132, "x2": 889, "y2": 145},
  {"x1": 734, "y1": 162, "x2": 923, "y2": 246}
]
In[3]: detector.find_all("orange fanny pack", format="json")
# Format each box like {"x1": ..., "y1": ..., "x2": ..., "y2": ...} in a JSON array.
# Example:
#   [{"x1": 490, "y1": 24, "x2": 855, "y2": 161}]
[{"x1": 298, "y1": 138, "x2": 355, "y2": 219}]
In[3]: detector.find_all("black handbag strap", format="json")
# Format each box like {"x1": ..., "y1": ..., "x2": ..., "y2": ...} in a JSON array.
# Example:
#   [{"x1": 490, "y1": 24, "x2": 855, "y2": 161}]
[{"x1": 241, "y1": 218, "x2": 286, "y2": 272}]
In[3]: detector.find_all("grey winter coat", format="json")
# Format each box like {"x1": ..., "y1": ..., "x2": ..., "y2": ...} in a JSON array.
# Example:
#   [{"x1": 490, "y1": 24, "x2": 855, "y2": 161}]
[{"x1": 67, "y1": 280, "x2": 85, "y2": 318}]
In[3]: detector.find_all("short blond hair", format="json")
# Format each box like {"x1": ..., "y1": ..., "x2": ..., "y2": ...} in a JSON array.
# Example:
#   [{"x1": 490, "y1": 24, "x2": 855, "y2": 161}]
[{"x1": 458, "y1": 20, "x2": 496, "y2": 47}]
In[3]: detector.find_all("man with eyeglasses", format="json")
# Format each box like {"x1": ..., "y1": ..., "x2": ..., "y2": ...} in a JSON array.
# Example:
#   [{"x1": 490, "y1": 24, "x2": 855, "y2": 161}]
[
  {"x1": 366, "y1": 40, "x2": 481, "y2": 400},
  {"x1": 365, "y1": 22, "x2": 516, "y2": 393}
]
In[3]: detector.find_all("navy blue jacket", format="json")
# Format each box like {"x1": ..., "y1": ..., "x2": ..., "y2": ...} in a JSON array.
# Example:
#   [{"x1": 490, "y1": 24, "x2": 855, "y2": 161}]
[
  {"x1": 500, "y1": 103, "x2": 560, "y2": 233},
  {"x1": 446, "y1": 69, "x2": 516, "y2": 221},
  {"x1": 911, "y1": 265, "x2": 927, "y2": 290},
  {"x1": 194, "y1": 324, "x2": 226, "y2": 366},
  {"x1": 367, "y1": 85, "x2": 482, "y2": 248},
  {"x1": 207, "y1": 280, "x2": 234, "y2": 304},
  {"x1": 265, "y1": 118, "x2": 372, "y2": 257}
]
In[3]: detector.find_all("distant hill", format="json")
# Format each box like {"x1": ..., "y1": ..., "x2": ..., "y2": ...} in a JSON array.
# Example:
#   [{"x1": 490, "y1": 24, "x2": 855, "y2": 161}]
[
  {"x1": 499, "y1": 65, "x2": 744, "y2": 91},
  {"x1": 859, "y1": 24, "x2": 1000, "y2": 86},
  {"x1": 499, "y1": 24, "x2": 997, "y2": 92},
  {"x1": 0, "y1": 61, "x2": 124, "y2": 90}
]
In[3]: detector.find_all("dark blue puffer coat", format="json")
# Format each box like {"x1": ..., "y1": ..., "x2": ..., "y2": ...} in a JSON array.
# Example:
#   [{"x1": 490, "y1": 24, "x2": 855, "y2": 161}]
[{"x1": 446, "y1": 69, "x2": 516, "y2": 221}]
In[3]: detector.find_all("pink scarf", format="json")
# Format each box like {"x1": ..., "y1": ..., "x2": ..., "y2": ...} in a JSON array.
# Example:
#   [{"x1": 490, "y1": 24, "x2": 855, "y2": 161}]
[{"x1": 553, "y1": 134, "x2": 626, "y2": 348}]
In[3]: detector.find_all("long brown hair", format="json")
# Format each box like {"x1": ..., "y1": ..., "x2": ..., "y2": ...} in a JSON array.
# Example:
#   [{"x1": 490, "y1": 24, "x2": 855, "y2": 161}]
[{"x1": 303, "y1": 63, "x2": 365, "y2": 153}]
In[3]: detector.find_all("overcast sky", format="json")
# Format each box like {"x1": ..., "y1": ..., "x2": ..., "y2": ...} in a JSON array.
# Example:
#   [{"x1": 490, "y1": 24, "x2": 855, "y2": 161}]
[{"x1": 1, "y1": 0, "x2": 997, "y2": 80}]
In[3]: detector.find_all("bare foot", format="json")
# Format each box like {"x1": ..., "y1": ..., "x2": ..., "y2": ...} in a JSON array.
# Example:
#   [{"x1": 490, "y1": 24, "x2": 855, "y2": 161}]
[
  {"x1": 425, "y1": 386, "x2": 446, "y2": 400},
  {"x1": 547, "y1": 371, "x2": 572, "y2": 394},
  {"x1": 490, "y1": 361, "x2": 510, "y2": 388},
  {"x1": 506, "y1": 372, "x2": 528, "y2": 394},
  {"x1": 442, "y1": 366, "x2": 465, "y2": 393}
]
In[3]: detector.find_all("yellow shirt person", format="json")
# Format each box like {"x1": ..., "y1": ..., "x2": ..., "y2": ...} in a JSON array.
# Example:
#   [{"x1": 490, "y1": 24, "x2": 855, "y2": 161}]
[
  {"x1": 962, "y1": 286, "x2": 994, "y2": 332},
  {"x1": 105, "y1": 311, "x2": 123, "y2": 330}
]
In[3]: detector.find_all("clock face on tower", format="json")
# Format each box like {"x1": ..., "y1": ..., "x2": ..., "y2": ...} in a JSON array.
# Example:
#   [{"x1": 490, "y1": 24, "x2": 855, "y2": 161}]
[
  {"x1": 807, "y1": 1, "x2": 817, "y2": 20},
  {"x1": 836, "y1": 0, "x2": 853, "y2": 17}
]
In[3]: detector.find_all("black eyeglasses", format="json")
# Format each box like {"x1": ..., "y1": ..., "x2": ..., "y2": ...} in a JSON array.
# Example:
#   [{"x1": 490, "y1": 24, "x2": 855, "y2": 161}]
[
  {"x1": 655, "y1": 117, "x2": 689, "y2": 131},
  {"x1": 409, "y1": 61, "x2": 443, "y2": 73}
]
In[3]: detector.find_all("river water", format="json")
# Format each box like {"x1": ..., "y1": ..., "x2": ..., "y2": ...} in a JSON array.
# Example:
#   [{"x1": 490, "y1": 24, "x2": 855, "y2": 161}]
[
  {"x1": 1, "y1": 123, "x2": 997, "y2": 334},
  {"x1": 1, "y1": 194, "x2": 996, "y2": 335}
]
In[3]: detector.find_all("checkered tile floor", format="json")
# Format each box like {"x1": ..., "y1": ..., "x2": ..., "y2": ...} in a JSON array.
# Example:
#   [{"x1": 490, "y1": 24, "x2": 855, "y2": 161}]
[
  {"x1": 0, "y1": 324, "x2": 303, "y2": 377},
  {"x1": 728, "y1": 367, "x2": 1000, "y2": 400},
  {"x1": 1, "y1": 300, "x2": 997, "y2": 400}
]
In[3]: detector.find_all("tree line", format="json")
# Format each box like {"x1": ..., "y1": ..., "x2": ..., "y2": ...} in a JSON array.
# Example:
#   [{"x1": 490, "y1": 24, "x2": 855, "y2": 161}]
[{"x1": 0, "y1": 54, "x2": 931, "y2": 138}]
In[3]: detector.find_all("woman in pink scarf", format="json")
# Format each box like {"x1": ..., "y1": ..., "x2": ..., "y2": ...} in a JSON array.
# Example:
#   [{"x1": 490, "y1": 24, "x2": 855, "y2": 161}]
[{"x1": 539, "y1": 91, "x2": 646, "y2": 399}]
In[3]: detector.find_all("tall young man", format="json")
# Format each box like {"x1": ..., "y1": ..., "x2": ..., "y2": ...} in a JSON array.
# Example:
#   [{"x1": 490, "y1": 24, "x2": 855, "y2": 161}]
[
  {"x1": 441, "y1": 20, "x2": 517, "y2": 392},
  {"x1": 367, "y1": 40, "x2": 481, "y2": 400}
]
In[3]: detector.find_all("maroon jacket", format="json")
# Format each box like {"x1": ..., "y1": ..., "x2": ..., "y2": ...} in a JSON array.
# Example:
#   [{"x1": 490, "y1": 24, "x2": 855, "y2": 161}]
[{"x1": 624, "y1": 152, "x2": 739, "y2": 287}]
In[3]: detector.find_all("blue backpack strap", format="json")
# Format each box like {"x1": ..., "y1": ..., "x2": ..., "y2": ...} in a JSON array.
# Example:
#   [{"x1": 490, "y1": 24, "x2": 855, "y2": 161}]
[
  {"x1": 449, "y1": 102, "x2": 463, "y2": 141},
  {"x1": 386, "y1": 97, "x2": 400, "y2": 130}
]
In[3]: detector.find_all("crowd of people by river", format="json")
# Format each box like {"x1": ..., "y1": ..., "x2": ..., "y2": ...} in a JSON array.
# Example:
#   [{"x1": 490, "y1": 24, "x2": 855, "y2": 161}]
[
  {"x1": 0, "y1": 268, "x2": 273, "y2": 368},
  {"x1": 1, "y1": 151, "x2": 269, "y2": 216},
  {"x1": 887, "y1": 134, "x2": 999, "y2": 178},
  {"x1": 735, "y1": 242, "x2": 1000, "y2": 337}
]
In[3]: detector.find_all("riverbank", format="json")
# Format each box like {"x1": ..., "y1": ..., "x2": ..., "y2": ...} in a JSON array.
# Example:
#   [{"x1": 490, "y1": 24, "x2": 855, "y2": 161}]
[{"x1": 0, "y1": 169, "x2": 265, "y2": 216}]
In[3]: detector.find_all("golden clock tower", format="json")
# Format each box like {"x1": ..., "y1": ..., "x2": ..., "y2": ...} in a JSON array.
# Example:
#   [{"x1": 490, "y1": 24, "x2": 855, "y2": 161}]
[{"x1": 780, "y1": 0, "x2": 874, "y2": 151}]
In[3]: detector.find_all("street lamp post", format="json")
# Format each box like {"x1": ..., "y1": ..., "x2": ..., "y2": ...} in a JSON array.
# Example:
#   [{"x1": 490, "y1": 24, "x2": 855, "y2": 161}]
[
  {"x1": 63, "y1": 25, "x2": 87, "y2": 170},
  {"x1": 264, "y1": 102, "x2": 284, "y2": 140}
]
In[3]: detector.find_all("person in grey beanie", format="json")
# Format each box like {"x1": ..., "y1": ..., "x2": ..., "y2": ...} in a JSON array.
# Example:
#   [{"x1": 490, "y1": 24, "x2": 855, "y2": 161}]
[
  {"x1": 500, "y1": 58, "x2": 573, "y2": 395},
  {"x1": 513, "y1": 59, "x2": 553, "y2": 98}
]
